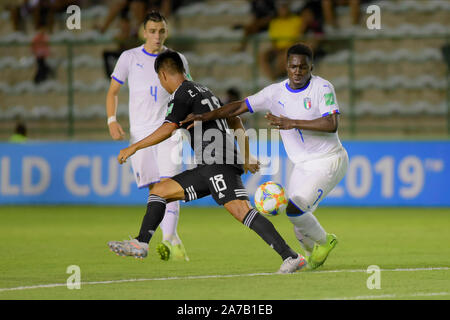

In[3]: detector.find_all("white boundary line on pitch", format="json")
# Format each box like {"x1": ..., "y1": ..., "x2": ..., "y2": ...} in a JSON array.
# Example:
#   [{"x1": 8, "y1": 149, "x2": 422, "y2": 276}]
[
  {"x1": 323, "y1": 292, "x2": 449, "y2": 300},
  {"x1": 0, "y1": 267, "x2": 449, "y2": 293}
]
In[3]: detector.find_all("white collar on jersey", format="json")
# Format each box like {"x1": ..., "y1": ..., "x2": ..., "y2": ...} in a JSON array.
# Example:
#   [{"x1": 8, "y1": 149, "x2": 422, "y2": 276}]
[
  {"x1": 285, "y1": 77, "x2": 312, "y2": 93},
  {"x1": 141, "y1": 45, "x2": 168, "y2": 57}
]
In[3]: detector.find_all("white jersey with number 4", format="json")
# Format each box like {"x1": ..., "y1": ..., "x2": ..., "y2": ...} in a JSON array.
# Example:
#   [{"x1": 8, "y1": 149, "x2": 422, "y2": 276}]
[
  {"x1": 111, "y1": 45, "x2": 190, "y2": 142},
  {"x1": 245, "y1": 75, "x2": 343, "y2": 163},
  {"x1": 111, "y1": 45, "x2": 189, "y2": 188}
]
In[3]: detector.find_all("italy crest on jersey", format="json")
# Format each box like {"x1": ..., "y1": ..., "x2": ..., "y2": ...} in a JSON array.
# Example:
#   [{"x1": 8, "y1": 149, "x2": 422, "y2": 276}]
[{"x1": 304, "y1": 97, "x2": 312, "y2": 110}]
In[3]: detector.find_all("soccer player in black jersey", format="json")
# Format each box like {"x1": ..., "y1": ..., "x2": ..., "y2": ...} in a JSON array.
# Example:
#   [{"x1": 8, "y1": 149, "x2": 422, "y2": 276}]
[{"x1": 108, "y1": 50, "x2": 307, "y2": 273}]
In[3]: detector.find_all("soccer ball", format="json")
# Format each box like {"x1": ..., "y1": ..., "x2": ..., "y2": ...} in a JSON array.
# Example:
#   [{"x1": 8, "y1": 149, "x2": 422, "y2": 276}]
[{"x1": 254, "y1": 181, "x2": 288, "y2": 216}]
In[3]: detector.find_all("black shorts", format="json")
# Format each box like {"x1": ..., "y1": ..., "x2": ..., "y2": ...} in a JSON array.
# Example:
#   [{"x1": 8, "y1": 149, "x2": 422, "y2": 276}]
[{"x1": 171, "y1": 164, "x2": 249, "y2": 205}]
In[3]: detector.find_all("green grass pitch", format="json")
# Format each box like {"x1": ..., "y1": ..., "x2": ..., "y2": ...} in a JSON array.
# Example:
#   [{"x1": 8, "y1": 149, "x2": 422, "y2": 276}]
[{"x1": 0, "y1": 206, "x2": 449, "y2": 300}]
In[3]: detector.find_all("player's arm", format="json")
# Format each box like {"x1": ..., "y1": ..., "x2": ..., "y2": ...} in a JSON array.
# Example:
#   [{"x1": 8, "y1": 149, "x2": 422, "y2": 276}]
[
  {"x1": 106, "y1": 78, "x2": 126, "y2": 140},
  {"x1": 226, "y1": 116, "x2": 260, "y2": 174},
  {"x1": 117, "y1": 123, "x2": 177, "y2": 164},
  {"x1": 266, "y1": 113, "x2": 339, "y2": 133},
  {"x1": 99, "y1": 0, "x2": 127, "y2": 33},
  {"x1": 180, "y1": 100, "x2": 249, "y2": 129}
]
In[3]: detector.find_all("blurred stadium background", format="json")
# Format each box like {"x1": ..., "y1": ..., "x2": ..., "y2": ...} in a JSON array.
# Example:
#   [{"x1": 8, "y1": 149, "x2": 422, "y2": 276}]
[
  {"x1": 0, "y1": 0, "x2": 449, "y2": 300},
  {"x1": 0, "y1": 0, "x2": 449, "y2": 140},
  {"x1": 0, "y1": 0, "x2": 449, "y2": 206}
]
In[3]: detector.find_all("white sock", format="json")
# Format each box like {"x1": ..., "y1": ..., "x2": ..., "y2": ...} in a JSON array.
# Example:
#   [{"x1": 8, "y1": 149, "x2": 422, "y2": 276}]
[
  {"x1": 159, "y1": 201, "x2": 181, "y2": 245},
  {"x1": 293, "y1": 226, "x2": 315, "y2": 256},
  {"x1": 288, "y1": 211, "x2": 327, "y2": 245}
]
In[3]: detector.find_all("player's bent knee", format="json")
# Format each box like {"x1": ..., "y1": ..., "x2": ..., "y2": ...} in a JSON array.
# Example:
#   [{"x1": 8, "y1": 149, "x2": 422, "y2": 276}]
[
  {"x1": 286, "y1": 194, "x2": 309, "y2": 216},
  {"x1": 150, "y1": 179, "x2": 184, "y2": 201},
  {"x1": 224, "y1": 199, "x2": 251, "y2": 222}
]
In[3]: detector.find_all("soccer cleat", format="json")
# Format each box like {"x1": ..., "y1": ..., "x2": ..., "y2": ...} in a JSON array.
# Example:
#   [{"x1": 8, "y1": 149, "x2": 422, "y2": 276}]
[
  {"x1": 108, "y1": 238, "x2": 148, "y2": 259},
  {"x1": 308, "y1": 233, "x2": 338, "y2": 270},
  {"x1": 276, "y1": 254, "x2": 307, "y2": 274},
  {"x1": 171, "y1": 243, "x2": 190, "y2": 261},
  {"x1": 156, "y1": 240, "x2": 171, "y2": 261},
  {"x1": 156, "y1": 241, "x2": 190, "y2": 261}
]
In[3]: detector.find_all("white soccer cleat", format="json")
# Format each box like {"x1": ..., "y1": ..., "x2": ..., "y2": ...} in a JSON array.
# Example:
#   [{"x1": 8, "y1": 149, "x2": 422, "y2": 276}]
[
  {"x1": 108, "y1": 238, "x2": 149, "y2": 259},
  {"x1": 276, "y1": 254, "x2": 307, "y2": 274}
]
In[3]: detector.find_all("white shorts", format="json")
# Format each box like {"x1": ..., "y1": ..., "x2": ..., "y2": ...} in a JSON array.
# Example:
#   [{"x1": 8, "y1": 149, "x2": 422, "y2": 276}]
[
  {"x1": 287, "y1": 147, "x2": 348, "y2": 213},
  {"x1": 130, "y1": 130, "x2": 182, "y2": 189}
]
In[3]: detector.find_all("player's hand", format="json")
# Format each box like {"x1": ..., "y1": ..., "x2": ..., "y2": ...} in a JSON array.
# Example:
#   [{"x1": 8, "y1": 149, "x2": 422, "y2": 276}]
[
  {"x1": 117, "y1": 145, "x2": 137, "y2": 164},
  {"x1": 108, "y1": 121, "x2": 125, "y2": 140},
  {"x1": 244, "y1": 154, "x2": 260, "y2": 174},
  {"x1": 265, "y1": 113, "x2": 295, "y2": 130},
  {"x1": 179, "y1": 113, "x2": 204, "y2": 130}
]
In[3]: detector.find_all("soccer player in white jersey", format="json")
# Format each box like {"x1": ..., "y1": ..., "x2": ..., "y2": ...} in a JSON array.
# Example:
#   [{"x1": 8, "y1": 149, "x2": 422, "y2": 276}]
[
  {"x1": 105, "y1": 11, "x2": 190, "y2": 261},
  {"x1": 180, "y1": 43, "x2": 349, "y2": 269}
]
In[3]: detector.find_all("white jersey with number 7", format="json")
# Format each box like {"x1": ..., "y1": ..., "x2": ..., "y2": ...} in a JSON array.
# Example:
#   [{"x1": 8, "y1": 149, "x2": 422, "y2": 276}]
[{"x1": 245, "y1": 75, "x2": 343, "y2": 163}]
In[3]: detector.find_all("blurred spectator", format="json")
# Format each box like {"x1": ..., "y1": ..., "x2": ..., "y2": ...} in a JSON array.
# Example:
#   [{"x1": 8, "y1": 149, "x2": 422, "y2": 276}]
[
  {"x1": 223, "y1": 87, "x2": 242, "y2": 105},
  {"x1": 102, "y1": 17, "x2": 141, "y2": 79},
  {"x1": 100, "y1": 1, "x2": 183, "y2": 79},
  {"x1": 297, "y1": 0, "x2": 326, "y2": 62},
  {"x1": 235, "y1": 0, "x2": 276, "y2": 52},
  {"x1": 99, "y1": 0, "x2": 146, "y2": 79},
  {"x1": 99, "y1": 0, "x2": 175, "y2": 35},
  {"x1": 298, "y1": 0, "x2": 324, "y2": 36},
  {"x1": 322, "y1": 0, "x2": 361, "y2": 31},
  {"x1": 5, "y1": 0, "x2": 29, "y2": 32},
  {"x1": 442, "y1": 44, "x2": 450, "y2": 69},
  {"x1": 46, "y1": 0, "x2": 81, "y2": 33},
  {"x1": 6, "y1": 0, "x2": 80, "y2": 33},
  {"x1": 31, "y1": 21, "x2": 53, "y2": 84},
  {"x1": 260, "y1": 0, "x2": 305, "y2": 80},
  {"x1": 31, "y1": 0, "x2": 81, "y2": 33},
  {"x1": 9, "y1": 121, "x2": 28, "y2": 143}
]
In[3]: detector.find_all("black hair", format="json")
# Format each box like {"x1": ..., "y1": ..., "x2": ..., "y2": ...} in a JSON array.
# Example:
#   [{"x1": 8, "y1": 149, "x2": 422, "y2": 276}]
[
  {"x1": 287, "y1": 43, "x2": 314, "y2": 61},
  {"x1": 143, "y1": 11, "x2": 167, "y2": 27},
  {"x1": 154, "y1": 50, "x2": 185, "y2": 74}
]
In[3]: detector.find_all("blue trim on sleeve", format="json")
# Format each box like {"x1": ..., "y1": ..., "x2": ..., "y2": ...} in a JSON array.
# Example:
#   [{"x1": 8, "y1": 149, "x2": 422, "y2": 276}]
[
  {"x1": 111, "y1": 76, "x2": 124, "y2": 85},
  {"x1": 142, "y1": 47, "x2": 158, "y2": 57},
  {"x1": 245, "y1": 98, "x2": 254, "y2": 113},
  {"x1": 285, "y1": 80, "x2": 310, "y2": 93},
  {"x1": 322, "y1": 110, "x2": 340, "y2": 117}
]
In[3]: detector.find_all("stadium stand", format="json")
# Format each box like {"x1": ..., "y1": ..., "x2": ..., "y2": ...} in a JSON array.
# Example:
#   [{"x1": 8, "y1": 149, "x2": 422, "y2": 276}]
[{"x1": 0, "y1": 0, "x2": 449, "y2": 139}]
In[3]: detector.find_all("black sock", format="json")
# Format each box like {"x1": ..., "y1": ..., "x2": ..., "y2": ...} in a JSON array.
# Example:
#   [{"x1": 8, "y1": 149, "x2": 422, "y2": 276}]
[
  {"x1": 243, "y1": 209, "x2": 298, "y2": 261},
  {"x1": 136, "y1": 194, "x2": 167, "y2": 243}
]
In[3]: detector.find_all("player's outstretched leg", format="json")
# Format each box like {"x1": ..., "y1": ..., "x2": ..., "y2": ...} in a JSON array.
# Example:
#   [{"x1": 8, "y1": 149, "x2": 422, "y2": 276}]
[
  {"x1": 286, "y1": 200, "x2": 337, "y2": 269},
  {"x1": 225, "y1": 200, "x2": 307, "y2": 273},
  {"x1": 108, "y1": 179, "x2": 185, "y2": 259}
]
